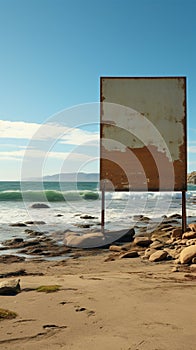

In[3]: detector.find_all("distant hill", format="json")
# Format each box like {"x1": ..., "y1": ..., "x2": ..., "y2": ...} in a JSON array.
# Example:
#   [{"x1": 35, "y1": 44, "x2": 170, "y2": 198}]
[{"x1": 42, "y1": 172, "x2": 99, "y2": 182}]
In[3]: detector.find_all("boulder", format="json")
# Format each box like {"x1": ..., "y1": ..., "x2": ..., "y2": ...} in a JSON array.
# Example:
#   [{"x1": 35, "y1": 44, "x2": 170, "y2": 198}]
[
  {"x1": 169, "y1": 214, "x2": 182, "y2": 219},
  {"x1": 24, "y1": 221, "x2": 46, "y2": 225},
  {"x1": 109, "y1": 245, "x2": 122, "y2": 252},
  {"x1": 9, "y1": 223, "x2": 27, "y2": 227},
  {"x1": 179, "y1": 245, "x2": 196, "y2": 264},
  {"x1": 150, "y1": 241, "x2": 164, "y2": 249},
  {"x1": 164, "y1": 248, "x2": 180, "y2": 260},
  {"x1": 192, "y1": 257, "x2": 196, "y2": 264},
  {"x1": 138, "y1": 216, "x2": 151, "y2": 222},
  {"x1": 0, "y1": 279, "x2": 21, "y2": 295},
  {"x1": 104, "y1": 253, "x2": 119, "y2": 262},
  {"x1": 143, "y1": 248, "x2": 157, "y2": 259},
  {"x1": 132, "y1": 215, "x2": 143, "y2": 220},
  {"x1": 120, "y1": 243, "x2": 133, "y2": 251},
  {"x1": 80, "y1": 214, "x2": 97, "y2": 219},
  {"x1": 28, "y1": 231, "x2": 43, "y2": 237},
  {"x1": 3, "y1": 238, "x2": 39, "y2": 249},
  {"x1": 149, "y1": 250, "x2": 168, "y2": 262},
  {"x1": 180, "y1": 239, "x2": 188, "y2": 245},
  {"x1": 75, "y1": 223, "x2": 94, "y2": 229},
  {"x1": 31, "y1": 203, "x2": 50, "y2": 208},
  {"x1": 186, "y1": 239, "x2": 196, "y2": 246},
  {"x1": 134, "y1": 237, "x2": 152, "y2": 247},
  {"x1": 64, "y1": 228, "x2": 135, "y2": 249},
  {"x1": 160, "y1": 225, "x2": 176, "y2": 231},
  {"x1": 171, "y1": 228, "x2": 182, "y2": 239},
  {"x1": 165, "y1": 238, "x2": 176, "y2": 244},
  {"x1": 119, "y1": 251, "x2": 139, "y2": 259},
  {"x1": 182, "y1": 231, "x2": 196, "y2": 239},
  {"x1": 171, "y1": 266, "x2": 179, "y2": 272},
  {"x1": 4, "y1": 238, "x2": 23, "y2": 245},
  {"x1": 162, "y1": 219, "x2": 179, "y2": 225},
  {"x1": 189, "y1": 223, "x2": 196, "y2": 232}
]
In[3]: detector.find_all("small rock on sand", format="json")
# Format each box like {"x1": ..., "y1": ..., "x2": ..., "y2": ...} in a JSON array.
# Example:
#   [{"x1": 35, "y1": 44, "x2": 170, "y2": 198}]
[
  {"x1": 0, "y1": 279, "x2": 21, "y2": 295},
  {"x1": 31, "y1": 203, "x2": 50, "y2": 208},
  {"x1": 119, "y1": 251, "x2": 139, "y2": 259},
  {"x1": 149, "y1": 250, "x2": 168, "y2": 262}
]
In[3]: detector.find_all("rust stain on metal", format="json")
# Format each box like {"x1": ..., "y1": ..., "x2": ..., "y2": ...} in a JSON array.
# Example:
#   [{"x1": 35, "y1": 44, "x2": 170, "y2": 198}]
[
  {"x1": 100, "y1": 77, "x2": 187, "y2": 191},
  {"x1": 101, "y1": 144, "x2": 178, "y2": 191}
]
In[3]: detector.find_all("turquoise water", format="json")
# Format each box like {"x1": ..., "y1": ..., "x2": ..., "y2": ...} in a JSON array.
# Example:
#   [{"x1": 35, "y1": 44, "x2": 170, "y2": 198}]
[
  {"x1": 0, "y1": 181, "x2": 195, "y2": 202},
  {"x1": 0, "y1": 181, "x2": 99, "y2": 201}
]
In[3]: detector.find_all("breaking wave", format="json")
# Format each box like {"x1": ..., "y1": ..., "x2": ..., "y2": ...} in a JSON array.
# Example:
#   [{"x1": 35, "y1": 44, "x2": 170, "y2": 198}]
[{"x1": 0, "y1": 190, "x2": 99, "y2": 202}]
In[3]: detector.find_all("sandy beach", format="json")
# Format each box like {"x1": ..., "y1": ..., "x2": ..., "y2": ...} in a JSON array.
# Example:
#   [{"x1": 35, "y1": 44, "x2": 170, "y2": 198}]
[
  {"x1": 0, "y1": 1, "x2": 196, "y2": 348},
  {"x1": 0, "y1": 248, "x2": 196, "y2": 350}
]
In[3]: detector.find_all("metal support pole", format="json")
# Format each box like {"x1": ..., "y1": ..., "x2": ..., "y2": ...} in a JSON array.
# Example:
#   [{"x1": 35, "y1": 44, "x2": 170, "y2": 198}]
[
  {"x1": 101, "y1": 181, "x2": 105, "y2": 234},
  {"x1": 182, "y1": 190, "x2": 187, "y2": 233}
]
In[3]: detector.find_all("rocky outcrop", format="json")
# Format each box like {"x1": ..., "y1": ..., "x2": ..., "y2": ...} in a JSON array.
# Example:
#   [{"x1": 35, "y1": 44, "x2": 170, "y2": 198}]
[
  {"x1": 2, "y1": 235, "x2": 71, "y2": 258},
  {"x1": 104, "y1": 219, "x2": 196, "y2": 265},
  {"x1": 187, "y1": 171, "x2": 196, "y2": 184},
  {"x1": 0, "y1": 255, "x2": 25, "y2": 263}
]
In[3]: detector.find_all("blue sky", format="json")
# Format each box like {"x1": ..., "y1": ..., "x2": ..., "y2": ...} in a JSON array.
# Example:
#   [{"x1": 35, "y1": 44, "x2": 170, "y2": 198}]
[{"x1": 0, "y1": 0, "x2": 195, "y2": 180}]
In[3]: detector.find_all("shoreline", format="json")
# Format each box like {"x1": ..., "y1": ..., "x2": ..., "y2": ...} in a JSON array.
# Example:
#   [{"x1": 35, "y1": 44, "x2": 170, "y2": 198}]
[
  {"x1": 0, "y1": 217, "x2": 196, "y2": 349},
  {"x1": 0, "y1": 212, "x2": 196, "y2": 259}
]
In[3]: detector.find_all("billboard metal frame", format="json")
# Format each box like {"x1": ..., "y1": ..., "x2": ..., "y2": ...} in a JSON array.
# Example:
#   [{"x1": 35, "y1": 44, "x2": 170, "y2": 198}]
[{"x1": 100, "y1": 76, "x2": 187, "y2": 231}]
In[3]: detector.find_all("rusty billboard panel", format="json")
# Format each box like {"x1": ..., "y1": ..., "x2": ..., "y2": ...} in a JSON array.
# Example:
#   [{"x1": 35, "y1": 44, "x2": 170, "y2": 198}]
[{"x1": 100, "y1": 77, "x2": 187, "y2": 191}]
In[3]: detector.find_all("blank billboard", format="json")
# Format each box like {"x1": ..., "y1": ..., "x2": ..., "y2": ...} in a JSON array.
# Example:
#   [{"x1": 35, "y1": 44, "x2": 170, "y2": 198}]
[{"x1": 100, "y1": 77, "x2": 187, "y2": 191}]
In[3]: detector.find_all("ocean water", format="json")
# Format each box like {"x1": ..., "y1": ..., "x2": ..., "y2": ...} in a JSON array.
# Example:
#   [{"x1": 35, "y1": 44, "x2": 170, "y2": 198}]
[{"x1": 0, "y1": 181, "x2": 195, "y2": 247}]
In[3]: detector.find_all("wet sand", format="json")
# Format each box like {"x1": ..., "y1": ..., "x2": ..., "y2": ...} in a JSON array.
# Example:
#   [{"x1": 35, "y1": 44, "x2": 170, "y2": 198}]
[{"x1": 0, "y1": 254, "x2": 196, "y2": 350}]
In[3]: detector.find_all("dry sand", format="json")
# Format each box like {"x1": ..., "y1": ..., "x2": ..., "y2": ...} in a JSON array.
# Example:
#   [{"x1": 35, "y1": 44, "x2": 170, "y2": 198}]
[{"x1": 0, "y1": 254, "x2": 196, "y2": 350}]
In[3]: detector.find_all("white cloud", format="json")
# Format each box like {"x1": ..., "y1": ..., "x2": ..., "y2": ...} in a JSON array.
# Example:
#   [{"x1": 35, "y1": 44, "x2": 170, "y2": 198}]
[
  {"x1": 0, "y1": 150, "x2": 25, "y2": 160},
  {"x1": 60, "y1": 128, "x2": 99, "y2": 146},
  {"x1": 0, "y1": 119, "x2": 73, "y2": 140},
  {"x1": 0, "y1": 120, "x2": 100, "y2": 179},
  {"x1": 0, "y1": 149, "x2": 92, "y2": 162},
  {"x1": 24, "y1": 149, "x2": 92, "y2": 161},
  {"x1": 0, "y1": 120, "x2": 40, "y2": 139},
  {"x1": 0, "y1": 119, "x2": 99, "y2": 146}
]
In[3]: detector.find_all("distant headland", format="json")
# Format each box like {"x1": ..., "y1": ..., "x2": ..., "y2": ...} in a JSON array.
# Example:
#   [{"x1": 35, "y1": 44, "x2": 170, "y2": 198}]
[
  {"x1": 26, "y1": 171, "x2": 196, "y2": 184},
  {"x1": 26, "y1": 172, "x2": 99, "y2": 182}
]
